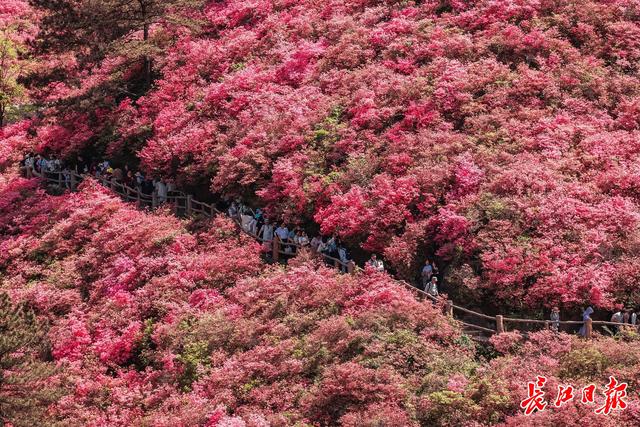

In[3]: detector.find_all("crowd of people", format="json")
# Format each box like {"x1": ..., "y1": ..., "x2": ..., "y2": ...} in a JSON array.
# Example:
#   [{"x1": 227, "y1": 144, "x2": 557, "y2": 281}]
[
  {"x1": 227, "y1": 199, "x2": 357, "y2": 273},
  {"x1": 23, "y1": 153, "x2": 640, "y2": 337},
  {"x1": 225, "y1": 197, "x2": 448, "y2": 294},
  {"x1": 22, "y1": 152, "x2": 73, "y2": 188},
  {"x1": 22, "y1": 153, "x2": 176, "y2": 206},
  {"x1": 22, "y1": 153, "x2": 439, "y2": 289},
  {"x1": 608, "y1": 308, "x2": 640, "y2": 333},
  {"x1": 550, "y1": 305, "x2": 640, "y2": 336}
]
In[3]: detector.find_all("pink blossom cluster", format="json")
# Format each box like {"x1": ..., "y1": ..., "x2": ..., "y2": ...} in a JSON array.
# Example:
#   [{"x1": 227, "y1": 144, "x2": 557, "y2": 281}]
[
  {"x1": 0, "y1": 169, "x2": 449, "y2": 424},
  {"x1": 19, "y1": 0, "x2": 640, "y2": 309},
  {"x1": 1, "y1": 168, "x2": 640, "y2": 424}
]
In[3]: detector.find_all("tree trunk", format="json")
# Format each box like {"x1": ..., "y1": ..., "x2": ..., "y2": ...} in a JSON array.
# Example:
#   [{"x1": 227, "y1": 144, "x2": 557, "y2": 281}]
[
  {"x1": 140, "y1": 0, "x2": 152, "y2": 88},
  {"x1": 143, "y1": 23, "x2": 152, "y2": 88}
]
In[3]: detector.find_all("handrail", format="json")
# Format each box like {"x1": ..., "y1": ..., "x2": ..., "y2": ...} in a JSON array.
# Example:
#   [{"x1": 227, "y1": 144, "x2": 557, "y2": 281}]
[
  {"x1": 26, "y1": 165, "x2": 632, "y2": 340},
  {"x1": 461, "y1": 322, "x2": 496, "y2": 334},
  {"x1": 453, "y1": 305, "x2": 497, "y2": 321}
]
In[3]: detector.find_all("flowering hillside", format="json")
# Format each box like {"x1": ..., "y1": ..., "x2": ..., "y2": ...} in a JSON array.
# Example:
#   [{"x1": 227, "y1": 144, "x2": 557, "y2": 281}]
[
  {"x1": 14, "y1": 0, "x2": 640, "y2": 310},
  {"x1": 0, "y1": 167, "x2": 639, "y2": 425}
]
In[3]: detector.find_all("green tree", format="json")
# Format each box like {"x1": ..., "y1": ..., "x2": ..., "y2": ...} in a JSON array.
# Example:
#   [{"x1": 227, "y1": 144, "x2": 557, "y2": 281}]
[
  {"x1": 0, "y1": 293, "x2": 62, "y2": 426},
  {"x1": 0, "y1": 36, "x2": 24, "y2": 128},
  {"x1": 32, "y1": 0, "x2": 204, "y2": 91},
  {"x1": 0, "y1": 0, "x2": 32, "y2": 129}
]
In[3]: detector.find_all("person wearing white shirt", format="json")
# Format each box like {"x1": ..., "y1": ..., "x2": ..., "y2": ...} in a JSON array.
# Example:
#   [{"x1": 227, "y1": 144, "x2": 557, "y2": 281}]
[
  {"x1": 316, "y1": 237, "x2": 327, "y2": 254},
  {"x1": 611, "y1": 311, "x2": 623, "y2": 334},
  {"x1": 259, "y1": 220, "x2": 274, "y2": 242},
  {"x1": 427, "y1": 277, "x2": 439, "y2": 298},
  {"x1": 368, "y1": 254, "x2": 384, "y2": 272},
  {"x1": 298, "y1": 231, "x2": 310, "y2": 247},
  {"x1": 310, "y1": 236, "x2": 321, "y2": 252},
  {"x1": 154, "y1": 179, "x2": 168, "y2": 204},
  {"x1": 275, "y1": 224, "x2": 289, "y2": 241}
]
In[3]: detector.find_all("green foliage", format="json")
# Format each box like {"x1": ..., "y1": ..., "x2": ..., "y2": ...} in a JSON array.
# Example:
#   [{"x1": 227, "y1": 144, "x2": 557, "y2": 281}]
[
  {"x1": 0, "y1": 293, "x2": 62, "y2": 426},
  {"x1": 310, "y1": 105, "x2": 345, "y2": 149},
  {"x1": 231, "y1": 62, "x2": 246, "y2": 72},
  {"x1": 418, "y1": 390, "x2": 480, "y2": 427},
  {"x1": 152, "y1": 232, "x2": 178, "y2": 247},
  {"x1": 176, "y1": 340, "x2": 210, "y2": 391},
  {"x1": 468, "y1": 378, "x2": 512, "y2": 424},
  {"x1": 475, "y1": 193, "x2": 516, "y2": 223},
  {"x1": 560, "y1": 344, "x2": 609, "y2": 379},
  {"x1": 135, "y1": 318, "x2": 157, "y2": 369},
  {"x1": 0, "y1": 36, "x2": 26, "y2": 127}
]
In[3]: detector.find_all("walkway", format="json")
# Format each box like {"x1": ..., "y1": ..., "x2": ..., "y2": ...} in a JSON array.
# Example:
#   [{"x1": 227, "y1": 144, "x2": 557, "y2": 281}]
[{"x1": 26, "y1": 166, "x2": 620, "y2": 340}]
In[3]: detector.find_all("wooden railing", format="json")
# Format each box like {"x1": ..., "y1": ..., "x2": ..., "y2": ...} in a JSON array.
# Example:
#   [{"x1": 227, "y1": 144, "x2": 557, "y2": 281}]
[{"x1": 25, "y1": 166, "x2": 627, "y2": 340}]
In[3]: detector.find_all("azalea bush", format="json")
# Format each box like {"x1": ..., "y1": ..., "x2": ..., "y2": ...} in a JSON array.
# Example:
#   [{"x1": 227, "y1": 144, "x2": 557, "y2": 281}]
[
  {"x1": 2, "y1": 168, "x2": 640, "y2": 424},
  {"x1": 15, "y1": 0, "x2": 640, "y2": 310},
  {"x1": 0, "y1": 169, "x2": 467, "y2": 425}
]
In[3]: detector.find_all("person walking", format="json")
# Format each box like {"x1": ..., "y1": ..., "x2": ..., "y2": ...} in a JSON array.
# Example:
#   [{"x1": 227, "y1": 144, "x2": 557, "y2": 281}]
[
  {"x1": 112, "y1": 166, "x2": 124, "y2": 182},
  {"x1": 421, "y1": 260, "x2": 434, "y2": 291},
  {"x1": 550, "y1": 307, "x2": 560, "y2": 332},
  {"x1": 338, "y1": 244, "x2": 349, "y2": 273},
  {"x1": 298, "y1": 231, "x2": 310, "y2": 247},
  {"x1": 124, "y1": 170, "x2": 135, "y2": 188},
  {"x1": 310, "y1": 235, "x2": 321, "y2": 252},
  {"x1": 76, "y1": 155, "x2": 88, "y2": 174},
  {"x1": 249, "y1": 208, "x2": 264, "y2": 235},
  {"x1": 368, "y1": 254, "x2": 384, "y2": 272},
  {"x1": 611, "y1": 310, "x2": 623, "y2": 334},
  {"x1": 154, "y1": 178, "x2": 168, "y2": 204},
  {"x1": 228, "y1": 201, "x2": 238, "y2": 218},
  {"x1": 426, "y1": 277, "x2": 439, "y2": 298},
  {"x1": 142, "y1": 178, "x2": 154, "y2": 207},
  {"x1": 259, "y1": 219, "x2": 275, "y2": 244},
  {"x1": 134, "y1": 171, "x2": 144, "y2": 191},
  {"x1": 24, "y1": 153, "x2": 35, "y2": 175},
  {"x1": 275, "y1": 224, "x2": 289, "y2": 242},
  {"x1": 324, "y1": 236, "x2": 338, "y2": 259},
  {"x1": 578, "y1": 307, "x2": 594, "y2": 337},
  {"x1": 62, "y1": 168, "x2": 71, "y2": 189}
]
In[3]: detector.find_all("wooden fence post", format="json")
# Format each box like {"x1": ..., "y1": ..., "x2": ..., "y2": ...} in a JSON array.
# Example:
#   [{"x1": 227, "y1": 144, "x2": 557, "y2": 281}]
[
  {"x1": 186, "y1": 195, "x2": 193, "y2": 216},
  {"x1": 71, "y1": 173, "x2": 77, "y2": 191},
  {"x1": 152, "y1": 192, "x2": 158, "y2": 209},
  {"x1": 544, "y1": 320, "x2": 550, "y2": 330},
  {"x1": 347, "y1": 261, "x2": 355, "y2": 274},
  {"x1": 496, "y1": 315, "x2": 504, "y2": 333},
  {"x1": 586, "y1": 318, "x2": 593, "y2": 339},
  {"x1": 445, "y1": 300, "x2": 454, "y2": 317},
  {"x1": 57, "y1": 172, "x2": 63, "y2": 187},
  {"x1": 272, "y1": 237, "x2": 280, "y2": 263},
  {"x1": 137, "y1": 191, "x2": 142, "y2": 209}
]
